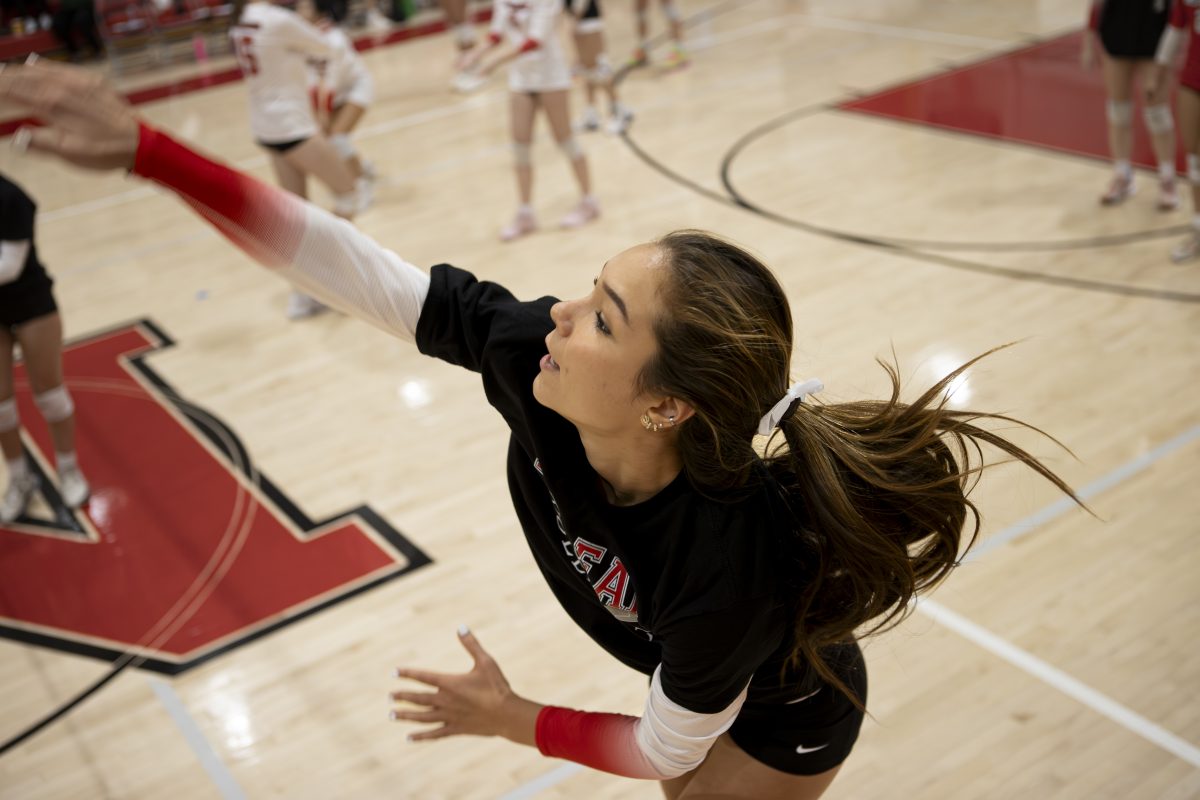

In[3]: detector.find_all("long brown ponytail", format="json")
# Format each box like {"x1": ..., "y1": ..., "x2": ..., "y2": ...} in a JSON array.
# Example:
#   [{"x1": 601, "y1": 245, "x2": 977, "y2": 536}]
[{"x1": 642, "y1": 230, "x2": 1082, "y2": 706}]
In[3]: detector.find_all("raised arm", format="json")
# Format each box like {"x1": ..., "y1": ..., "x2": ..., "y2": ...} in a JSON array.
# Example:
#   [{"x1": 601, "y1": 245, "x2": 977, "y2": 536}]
[{"x1": 0, "y1": 62, "x2": 427, "y2": 341}]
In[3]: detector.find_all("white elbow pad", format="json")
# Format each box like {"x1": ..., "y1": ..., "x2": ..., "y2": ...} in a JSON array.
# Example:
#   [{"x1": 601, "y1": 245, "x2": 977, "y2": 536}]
[{"x1": 633, "y1": 666, "x2": 748, "y2": 779}]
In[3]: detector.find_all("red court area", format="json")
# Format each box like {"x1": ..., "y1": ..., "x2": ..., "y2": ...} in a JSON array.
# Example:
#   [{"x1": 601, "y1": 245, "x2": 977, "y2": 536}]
[
  {"x1": 842, "y1": 31, "x2": 1182, "y2": 171},
  {"x1": 0, "y1": 324, "x2": 420, "y2": 672}
]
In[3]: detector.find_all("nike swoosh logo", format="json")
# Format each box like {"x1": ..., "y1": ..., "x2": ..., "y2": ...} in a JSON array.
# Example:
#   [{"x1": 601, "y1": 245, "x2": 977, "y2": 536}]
[{"x1": 795, "y1": 743, "x2": 829, "y2": 755}]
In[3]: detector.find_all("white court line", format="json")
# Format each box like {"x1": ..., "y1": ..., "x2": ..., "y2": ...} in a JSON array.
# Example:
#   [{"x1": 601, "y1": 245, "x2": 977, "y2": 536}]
[
  {"x1": 788, "y1": 13, "x2": 1010, "y2": 49},
  {"x1": 496, "y1": 763, "x2": 585, "y2": 800},
  {"x1": 966, "y1": 424, "x2": 1200, "y2": 562},
  {"x1": 149, "y1": 677, "x2": 248, "y2": 800},
  {"x1": 917, "y1": 599, "x2": 1200, "y2": 769}
]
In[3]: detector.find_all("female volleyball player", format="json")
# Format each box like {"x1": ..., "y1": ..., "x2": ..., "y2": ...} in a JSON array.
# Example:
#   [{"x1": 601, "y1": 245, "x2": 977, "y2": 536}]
[
  {"x1": 461, "y1": 0, "x2": 599, "y2": 240},
  {"x1": 297, "y1": 0, "x2": 377, "y2": 209},
  {"x1": 0, "y1": 173, "x2": 89, "y2": 522},
  {"x1": 1150, "y1": 0, "x2": 1200, "y2": 261},
  {"x1": 627, "y1": 0, "x2": 687, "y2": 70},
  {"x1": 1083, "y1": 0, "x2": 1178, "y2": 209},
  {"x1": 566, "y1": 0, "x2": 633, "y2": 135},
  {"x1": 230, "y1": 0, "x2": 361, "y2": 318},
  {"x1": 1, "y1": 61, "x2": 1082, "y2": 799}
]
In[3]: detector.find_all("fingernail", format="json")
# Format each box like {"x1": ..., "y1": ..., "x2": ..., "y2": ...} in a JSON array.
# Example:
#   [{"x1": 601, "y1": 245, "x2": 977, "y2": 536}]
[
  {"x1": 394, "y1": 667, "x2": 402, "y2": 678},
  {"x1": 12, "y1": 128, "x2": 30, "y2": 154},
  {"x1": 406, "y1": 734, "x2": 416, "y2": 742},
  {"x1": 457, "y1": 624, "x2": 470, "y2": 637},
  {"x1": 389, "y1": 710, "x2": 398, "y2": 721}
]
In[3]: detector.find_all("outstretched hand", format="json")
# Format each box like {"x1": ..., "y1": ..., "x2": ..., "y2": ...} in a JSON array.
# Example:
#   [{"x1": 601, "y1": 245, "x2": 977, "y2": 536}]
[
  {"x1": 391, "y1": 626, "x2": 540, "y2": 745},
  {"x1": 0, "y1": 61, "x2": 140, "y2": 171}
]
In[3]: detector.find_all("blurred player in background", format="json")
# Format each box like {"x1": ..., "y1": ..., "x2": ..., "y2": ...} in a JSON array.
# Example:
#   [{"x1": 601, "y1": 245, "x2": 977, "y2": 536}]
[
  {"x1": 1150, "y1": 0, "x2": 1200, "y2": 261},
  {"x1": 0, "y1": 173, "x2": 89, "y2": 523},
  {"x1": 626, "y1": 0, "x2": 686, "y2": 70},
  {"x1": 1083, "y1": 0, "x2": 1177, "y2": 208},
  {"x1": 299, "y1": 0, "x2": 377, "y2": 211},
  {"x1": 567, "y1": 0, "x2": 633, "y2": 135},
  {"x1": 461, "y1": 0, "x2": 599, "y2": 241},
  {"x1": 231, "y1": 0, "x2": 362, "y2": 318}
]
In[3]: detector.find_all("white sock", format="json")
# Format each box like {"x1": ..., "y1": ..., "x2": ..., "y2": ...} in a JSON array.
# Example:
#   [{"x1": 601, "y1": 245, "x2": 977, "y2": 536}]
[
  {"x1": 1114, "y1": 160, "x2": 1133, "y2": 178},
  {"x1": 518, "y1": 203, "x2": 533, "y2": 216},
  {"x1": 6, "y1": 456, "x2": 29, "y2": 482},
  {"x1": 1159, "y1": 162, "x2": 1176, "y2": 182},
  {"x1": 56, "y1": 451, "x2": 78, "y2": 473}
]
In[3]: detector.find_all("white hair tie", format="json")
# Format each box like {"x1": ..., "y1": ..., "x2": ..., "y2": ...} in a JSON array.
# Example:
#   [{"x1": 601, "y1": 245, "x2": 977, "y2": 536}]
[{"x1": 757, "y1": 378, "x2": 823, "y2": 436}]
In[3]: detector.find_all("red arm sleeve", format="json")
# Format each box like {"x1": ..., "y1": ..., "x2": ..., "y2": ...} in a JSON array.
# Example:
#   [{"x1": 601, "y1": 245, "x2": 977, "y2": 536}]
[{"x1": 536, "y1": 707, "x2": 664, "y2": 779}]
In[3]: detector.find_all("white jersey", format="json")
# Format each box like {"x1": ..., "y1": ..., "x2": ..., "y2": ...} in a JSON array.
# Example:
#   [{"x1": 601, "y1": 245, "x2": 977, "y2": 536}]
[
  {"x1": 312, "y1": 25, "x2": 374, "y2": 108},
  {"x1": 490, "y1": 0, "x2": 571, "y2": 93},
  {"x1": 230, "y1": 2, "x2": 333, "y2": 144}
]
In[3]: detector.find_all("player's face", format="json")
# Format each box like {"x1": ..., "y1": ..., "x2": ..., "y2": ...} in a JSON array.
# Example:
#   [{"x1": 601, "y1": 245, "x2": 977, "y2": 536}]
[{"x1": 534, "y1": 243, "x2": 667, "y2": 433}]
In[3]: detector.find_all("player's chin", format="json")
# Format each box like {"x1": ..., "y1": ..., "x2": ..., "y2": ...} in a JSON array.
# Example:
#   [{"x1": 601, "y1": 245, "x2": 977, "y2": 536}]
[{"x1": 531, "y1": 373, "x2": 554, "y2": 408}]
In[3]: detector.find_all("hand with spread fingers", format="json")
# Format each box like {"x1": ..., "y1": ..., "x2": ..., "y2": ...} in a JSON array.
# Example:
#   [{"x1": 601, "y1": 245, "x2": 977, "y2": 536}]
[
  {"x1": 391, "y1": 626, "x2": 541, "y2": 745},
  {"x1": 0, "y1": 61, "x2": 140, "y2": 171}
]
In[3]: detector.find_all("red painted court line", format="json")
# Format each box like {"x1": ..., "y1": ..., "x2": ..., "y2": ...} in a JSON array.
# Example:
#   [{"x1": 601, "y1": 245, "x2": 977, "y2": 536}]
[
  {"x1": 0, "y1": 7, "x2": 491, "y2": 137},
  {"x1": 841, "y1": 31, "x2": 1182, "y2": 171}
]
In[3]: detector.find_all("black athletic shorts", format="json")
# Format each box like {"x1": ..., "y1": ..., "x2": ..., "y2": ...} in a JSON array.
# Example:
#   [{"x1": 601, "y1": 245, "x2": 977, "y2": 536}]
[
  {"x1": 0, "y1": 272, "x2": 57, "y2": 330},
  {"x1": 1099, "y1": 0, "x2": 1170, "y2": 60},
  {"x1": 564, "y1": 0, "x2": 600, "y2": 20},
  {"x1": 258, "y1": 137, "x2": 309, "y2": 154},
  {"x1": 729, "y1": 643, "x2": 867, "y2": 775}
]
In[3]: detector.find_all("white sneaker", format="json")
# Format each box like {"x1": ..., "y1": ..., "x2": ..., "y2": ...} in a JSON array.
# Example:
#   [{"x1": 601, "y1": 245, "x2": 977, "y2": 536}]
[
  {"x1": 500, "y1": 209, "x2": 538, "y2": 242},
  {"x1": 1157, "y1": 178, "x2": 1180, "y2": 212},
  {"x1": 577, "y1": 106, "x2": 600, "y2": 133},
  {"x1": 59, "y1": 466, "x2": 90, "y2": 509},
  {"x1": 559, "y1": 197, "x2": 600, "y2": 229},
  {"x1": 356, "y1": 176, "x2": 375, "y2": 214},
  {"x1": 1, "y1": 472, "x2": 38, "y2": 524},
  {"x1": 286, "y1": 291, "x2": 330, "y2": 320},
  {"x1": 606, "y1": 105, "x2": 634, "y2": 135},
  {"x1": 1100, "y1": 173, "x2": 1134, "y2": 206}
]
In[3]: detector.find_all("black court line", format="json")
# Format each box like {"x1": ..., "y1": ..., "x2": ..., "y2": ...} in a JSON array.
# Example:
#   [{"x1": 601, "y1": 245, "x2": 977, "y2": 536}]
[{"x1": 616, "y1": 5, "x2": 1200, "y2": 304}]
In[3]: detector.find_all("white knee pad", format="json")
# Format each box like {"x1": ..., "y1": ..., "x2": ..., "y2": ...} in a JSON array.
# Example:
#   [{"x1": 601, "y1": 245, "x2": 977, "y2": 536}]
[
  {"x1": 660, "y1": 0, "x2": 681, "y2": 22},
  {"x1": 329, "y1": 133, "x2": 356, "y2": 161},
  {"x1": 332, "y1": 191, "x2": 359, "y2": 216},
  {"x1": 575, "y1": 17, "x2": 603, "y2": 34},
  {"x1": 559, "y1": 137, "x2": 584, "y2": 160},
  {"x1": 513, "y1": 142, "x2": 533, "y2": 167},
  {"x1": 1188, "y1": 154, "x2": 1200, "y2": 184},
  {"x1": 0, "y1": 398, "x2": 18, "y2": 432},
  {"x1": 1106, "y1": 99, "x2": 1133, "y2": 126},
  {"x1": 34, "y1": 385, "x2": 73, "y2": 424},
  {"x1": 1143, "y1": 103, "x2": 1174, "y2": 134},
  {"x1": 586, "y1": 57, "x2": 613, "y2": 85}
]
